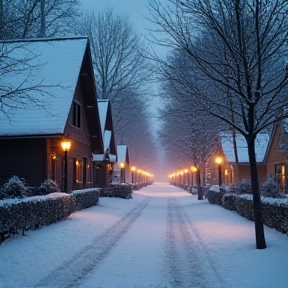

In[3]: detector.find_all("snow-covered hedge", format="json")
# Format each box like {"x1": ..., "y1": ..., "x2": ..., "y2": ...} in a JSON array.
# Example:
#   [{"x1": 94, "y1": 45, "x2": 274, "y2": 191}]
[
  {"x1": 206, "y1": 186, "x2": 226, "y2": 205},
  {"x1": 222, "y1": 193, "x2": 237, "y2": 211},
  {"x1": 0, "y1": 193, "x2": 75, "y2": 241},
  {"x1": 101, "y1": 184, "x2": 132, "y2": 199},
  {"x1": 234, "y1": 194, "x2": 254, "y2": 220},
  {"x1": 72, "y1": 188, "x2": 101, "y2": 210},
  {"x1": 235, "y1": 194, "x2": 288, "y2": 233}
]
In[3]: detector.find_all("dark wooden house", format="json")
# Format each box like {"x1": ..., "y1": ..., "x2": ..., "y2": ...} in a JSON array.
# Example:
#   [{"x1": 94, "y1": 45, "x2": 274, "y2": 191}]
[
  {"x1": 0, "y1": 37, "x2": 104, "y2": 192},
  {"x1": 93, "y1": 99, "x2": 117, "y2": 187}
]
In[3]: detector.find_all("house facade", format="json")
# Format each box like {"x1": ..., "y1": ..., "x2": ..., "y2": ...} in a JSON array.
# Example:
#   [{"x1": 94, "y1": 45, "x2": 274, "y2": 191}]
[
  {"x1": 220, "y1": 133, "x2": 269, "y2": 185},
  {"x1": 0, "y1": 37, "x2": 105, "y2": 192},
  {"x1": 113, "y1": 145, "x2": 130, "y2": 183},
  {"x1": 265, "y1": 121, "x2": 288, "y2": 193},
  {"x1": 92, "y1": 99, "x2": 117, "y2": 187}
]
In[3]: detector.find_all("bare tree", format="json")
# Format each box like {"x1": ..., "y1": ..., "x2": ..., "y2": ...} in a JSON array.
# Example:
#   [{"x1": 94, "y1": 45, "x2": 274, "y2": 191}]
[
  {"x1": 76, "y1": 8, "x2": 157, "y2": 167},
  {"x1": 0, "y1": 41, "x2": 61, "y2": 120},
  {"x1": 76, "y1": 8, "x2": 151, "y2": 103},
  {"x1": 148, "y1": 0, "x2": 288, "y2": 249},
  {"x1": 158, "y1": 87, "x2": 222, "y2": 199},
  {"x1": 0, "y1": 0, "x2": 80, "y2": 40}
]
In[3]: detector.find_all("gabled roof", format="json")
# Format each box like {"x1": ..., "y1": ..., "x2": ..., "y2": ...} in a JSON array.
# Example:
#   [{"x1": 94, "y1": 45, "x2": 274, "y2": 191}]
[
  {"x1": 0, "y1": 37, "x2": 90, "y2": 137},
  {"x1": 117, "y1": 144, "x2": 129, "y2": 164},
  {"x1": 221, "y1": 133, "x2": 269, "y2": 163},
  {"x1": 97, "y1": 99, "x2": 116, "y2": 154},
  {"x1": 98, "y1": 99, "x2": 109, "y2": 137}
]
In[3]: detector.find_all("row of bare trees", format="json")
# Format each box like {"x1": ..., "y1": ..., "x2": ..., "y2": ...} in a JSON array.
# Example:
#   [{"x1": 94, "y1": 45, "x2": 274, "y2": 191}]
[{"x1": 148, "y1": 0, "x2": 288, "y2": 249}]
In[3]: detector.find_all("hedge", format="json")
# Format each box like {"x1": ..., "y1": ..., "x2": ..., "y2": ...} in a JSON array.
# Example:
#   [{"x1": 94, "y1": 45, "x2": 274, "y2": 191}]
[
  {"x1": 72, "y1": 188, "x2": 101, "y2": 210},
  {"x1": 0, "y1": 189, "x2": 101, "y2": 244}
]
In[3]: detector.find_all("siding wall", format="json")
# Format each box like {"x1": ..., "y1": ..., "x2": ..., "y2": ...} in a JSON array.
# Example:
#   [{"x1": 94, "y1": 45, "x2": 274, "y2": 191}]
[{"x1": 0, "y1": 138, "x2": 47, "y2": 186}]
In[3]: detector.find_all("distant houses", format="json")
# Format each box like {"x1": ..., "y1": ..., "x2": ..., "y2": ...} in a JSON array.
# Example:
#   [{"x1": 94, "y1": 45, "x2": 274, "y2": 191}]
[
  {"x1": 170, "y1": 126, "x2": 288, "y2": 194},
  {"x1": 0, "y1": 37, "x2": 118, "y2": 192}
]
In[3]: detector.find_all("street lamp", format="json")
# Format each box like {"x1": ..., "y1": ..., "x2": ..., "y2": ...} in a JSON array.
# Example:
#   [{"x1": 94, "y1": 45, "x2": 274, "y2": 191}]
[
  {"x1": 184, "y1": 169, "x2": 189, "y2": 186},
  {"x1": 131, "y1": 166, "x2": 136, "y2": 184},
  {"x1": 119, "y1": 162, "x2": 125, "y2": 183},
  {"x1": 215, "y1": 156, "x2": 222, "y2": 187},
  {"x1": 61, "y1": 141, "x2": 71, "y2": 192},
  {"x1": 191, "y1": 166, "x2": 197, "y2": 187}
]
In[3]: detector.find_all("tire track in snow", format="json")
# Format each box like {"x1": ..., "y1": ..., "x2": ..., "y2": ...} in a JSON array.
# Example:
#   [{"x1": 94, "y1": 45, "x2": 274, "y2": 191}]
[
  {"x1": 34, "y1": 197, "x2": 150, "y2": 288},
  {"x1": 165, "y1": 197, "x2": 226, "y2": 288}
]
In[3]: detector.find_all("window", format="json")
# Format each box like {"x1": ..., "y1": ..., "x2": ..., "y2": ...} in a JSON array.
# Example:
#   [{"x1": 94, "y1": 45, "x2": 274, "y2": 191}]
[
  {"x1": 75, "y1": 158, "x2": 83, "y2": 185},
  {"x1": 275, "y1": 164, "x2": 285, "y2": 192},
  {"x1": 73, "y1": 102, "x2": 81, "y2": 128}
]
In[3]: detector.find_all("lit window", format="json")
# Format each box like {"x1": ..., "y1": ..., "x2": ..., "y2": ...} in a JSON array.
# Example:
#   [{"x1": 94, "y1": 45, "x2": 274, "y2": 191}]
[{"x1": 75, "y1": 159, "x2": 83, "y2": 184}]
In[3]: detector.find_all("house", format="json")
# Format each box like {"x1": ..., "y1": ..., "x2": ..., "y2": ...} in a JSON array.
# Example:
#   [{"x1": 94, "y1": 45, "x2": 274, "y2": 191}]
[
  {"x1": 113, "y1": 145, "x2": 130, "y2": 183},
  {"x1": 264, "y1": 120, "x2": 288, "y2": 193},
  {"x1": 92, "y1": 99, "x2": 117, "y2": 187},
  {"x1": 0, "y1": 37, "x2": 105, "y2": 192},
  {"x1": 220, "y1": 133, "x2": 269, "y2": 185}
]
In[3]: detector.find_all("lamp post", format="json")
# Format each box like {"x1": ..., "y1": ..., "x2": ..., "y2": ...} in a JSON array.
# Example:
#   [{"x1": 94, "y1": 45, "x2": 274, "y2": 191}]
[
  {"x1": 191, "y1": 166, "x2": 197, "y2": 187},
  {"x1": 61, "y1": 141, "x2": 71, "y2": 192},
  {"x1": 215, "y1": 156, "x2": 222, "y2": 187},
  {"x1": 131, "y1": 166, "x2": 136, "y2": 184},
  {"x1": 184, "y1": 169, "x2": 189, "y2": 186},
  {"x1": 119, "y1": 162, "x2": 125, "y2": 183}
]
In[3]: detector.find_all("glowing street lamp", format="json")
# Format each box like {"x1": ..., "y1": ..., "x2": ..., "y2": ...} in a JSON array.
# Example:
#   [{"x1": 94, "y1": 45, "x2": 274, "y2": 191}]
[
  {"x1": 215, "y1": 156, "x2": 222, "y2": 186},
  {"x1": 184, "y1": 169, "x2": 189, "y2": 185},
  {"x1": 131, "y1": 166, "x2": 136, "y2": 184},
  {"x1": 61, "y1": 141, "x2": 71, "y2": 192},
  {"x1": 191, "y1": 166, "x2": 197, "y2": 187},
  {"x1": 119, "y1": 162, "x2": 125, "y2": 183}
]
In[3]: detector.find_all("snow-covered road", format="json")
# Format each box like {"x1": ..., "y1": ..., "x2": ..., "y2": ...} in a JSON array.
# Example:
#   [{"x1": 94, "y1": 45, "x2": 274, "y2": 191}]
[{"x1": 1, "y1": 183, "x2": 288, "y2": 288}]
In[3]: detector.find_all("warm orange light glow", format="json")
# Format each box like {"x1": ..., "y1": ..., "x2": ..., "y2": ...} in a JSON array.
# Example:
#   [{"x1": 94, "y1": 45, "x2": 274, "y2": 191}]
[
  {"x1": 131, "y1": 166, "x2": 136, "y2": 171},
  {"x1": 191, "y1": 166, "x2": 197, "y2": 172},
  {"x1": 138, "y1": 169, "x2": 142, "y2": 173},
  {"x1": 215, "y1": 156, "x2": 222, "y2": 165},
  {"x1": 61, "y1": 141, "x2": 71, "y2": 151},
  {"x1": 225, "y1": 169, "x2": 228, "y2": 176},
  {"x1": 184, "y1": 169, "x2": 188, "y2": 173},
  {"x1": 119, "y1": 162, "x2": 125, "y2": 169}
]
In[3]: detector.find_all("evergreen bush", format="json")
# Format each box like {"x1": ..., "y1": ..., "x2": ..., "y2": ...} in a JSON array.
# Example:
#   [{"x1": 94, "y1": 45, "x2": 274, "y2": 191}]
[
  {"x1": 260, "y1": 177, "x2": 279, "y2": 198},
  {"x1": 0, "y1": 176, "x2": 29, "y2": 199},
  {"x1": 235, "y1": 179, "x2": 252, "y2": 194},
  {"x1": 38, "y1": 179, "x2": 60, "y2": 195}
]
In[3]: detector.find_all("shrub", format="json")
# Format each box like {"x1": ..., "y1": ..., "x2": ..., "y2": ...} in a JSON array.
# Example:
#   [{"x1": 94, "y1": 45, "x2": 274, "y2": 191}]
[
  {"x1": 38, "y1": 179, "x2": 60, "y2": 195},
  {"x1": 260, "y1": 177, "x2": 279, "y2": 198},
  {"x1": 0, "y1": 176, "x2": 29, "y2": 199},
  {"x1": 235, "y1": 179, "x2": 252, "y2": 194}
]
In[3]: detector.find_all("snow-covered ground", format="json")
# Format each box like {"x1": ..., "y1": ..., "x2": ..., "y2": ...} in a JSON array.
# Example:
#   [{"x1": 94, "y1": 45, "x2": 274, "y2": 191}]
[{"x1": 0, "y1": 183, "x2": 287, "y2": 288}]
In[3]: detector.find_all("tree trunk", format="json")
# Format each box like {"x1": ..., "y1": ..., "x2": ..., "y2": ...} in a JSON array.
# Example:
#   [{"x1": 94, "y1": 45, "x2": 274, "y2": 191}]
[
  {"x1": 246, "y1": 136, "x2": 266, "y2": 249},
  {"x1": 197, "y1": 169, "x2": 203, "y2": 200}
]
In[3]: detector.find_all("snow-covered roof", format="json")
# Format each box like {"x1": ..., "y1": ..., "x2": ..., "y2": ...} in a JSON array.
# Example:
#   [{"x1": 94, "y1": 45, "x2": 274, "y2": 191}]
[
  {"x1": 97, "y1": 99, "x2": 109, "y2": 137},
  {"x1": 0, "y1": 37, "x2": 88, "y2": 136},
  {"x1": 221, "y1": 133, "x2": 269, "y2": 163},
  {"x1": 103, "y1": 130, "x2": 111, "y2": 151},
  {"x1": 117, "y1": 145, "x2": 128, "y2": 163}
]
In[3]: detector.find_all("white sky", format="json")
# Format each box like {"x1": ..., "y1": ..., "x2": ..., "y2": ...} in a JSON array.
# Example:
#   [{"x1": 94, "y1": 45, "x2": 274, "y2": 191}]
[{"x1": 0, "y1": 183, "x2": 287, "y2": 287}]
